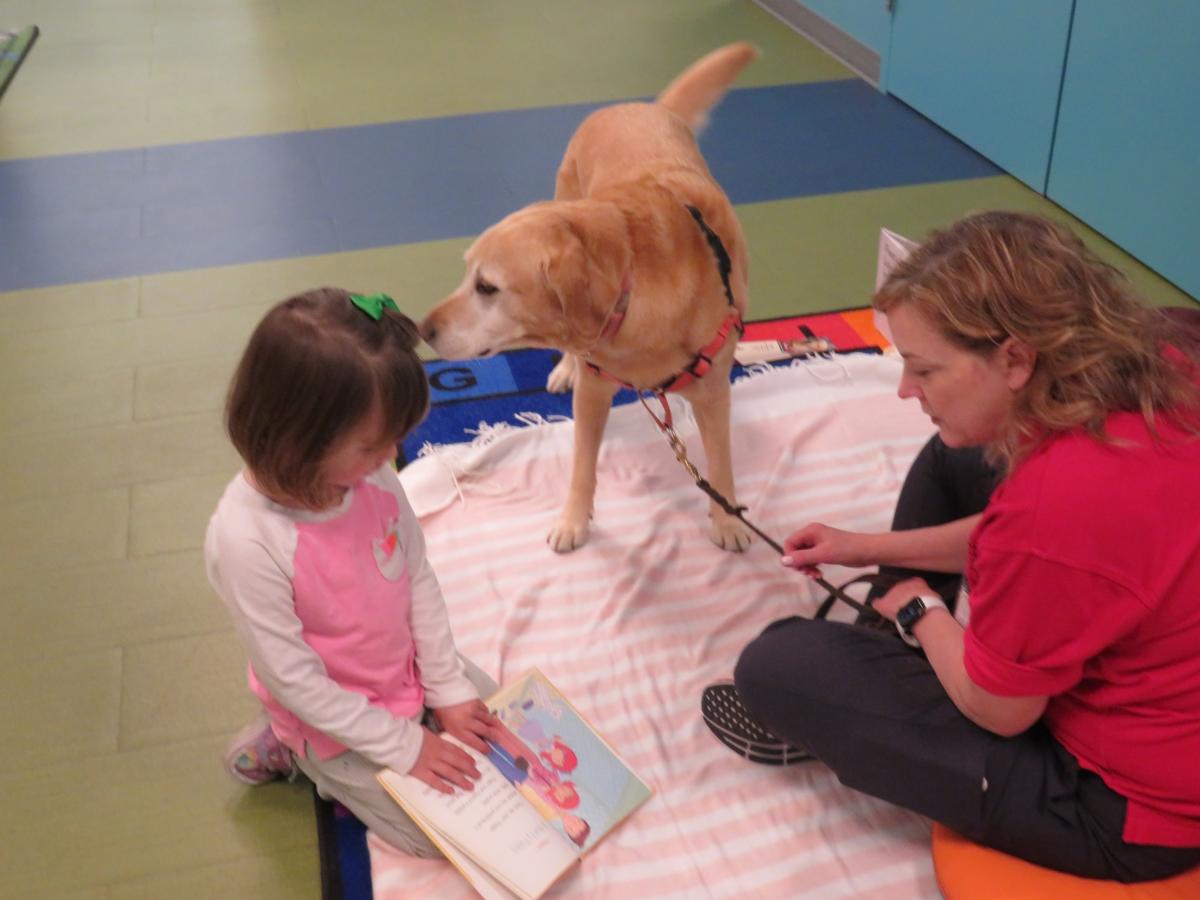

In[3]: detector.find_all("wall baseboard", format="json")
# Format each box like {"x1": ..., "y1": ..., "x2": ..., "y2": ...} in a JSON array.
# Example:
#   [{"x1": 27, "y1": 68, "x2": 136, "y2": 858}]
[{"x1": 753, "y1": 0, "x2": 881, "y2": 86}]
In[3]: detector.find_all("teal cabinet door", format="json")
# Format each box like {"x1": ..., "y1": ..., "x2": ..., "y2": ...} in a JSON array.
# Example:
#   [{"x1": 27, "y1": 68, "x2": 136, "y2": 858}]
[
  {"x1": 1047, "y1": 2, "x2": 1200, "y2": 300},
  {"x1": 795, "y1": 0, "x2": 892, "y2": 56},
  {"x1": 885, "y1": 0, "x2": 1074, "y2": 191}
]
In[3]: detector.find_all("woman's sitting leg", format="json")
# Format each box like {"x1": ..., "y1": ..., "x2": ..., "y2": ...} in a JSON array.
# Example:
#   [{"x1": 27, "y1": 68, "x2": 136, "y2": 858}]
[
  {"x1": 735, "y1": 617, "x2": 990, "y2": 830},
  {"x1": 734, "y1": 617, "x2": 1200, "y2": 882},
  {"x1": 877, "y1": 434, "x2": 1000, "y2": 609}
]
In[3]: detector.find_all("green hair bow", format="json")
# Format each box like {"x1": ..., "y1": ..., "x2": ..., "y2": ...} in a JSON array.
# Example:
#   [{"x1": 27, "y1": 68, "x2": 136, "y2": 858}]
[{"x1": 350, "y1": 292, "x2": 399, "y2": 321}]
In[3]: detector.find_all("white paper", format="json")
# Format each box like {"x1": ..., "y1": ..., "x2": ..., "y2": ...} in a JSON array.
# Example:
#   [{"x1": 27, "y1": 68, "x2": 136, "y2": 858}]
[{"x1": 873, "y1": 228, "x2": 921, "y2": 343}]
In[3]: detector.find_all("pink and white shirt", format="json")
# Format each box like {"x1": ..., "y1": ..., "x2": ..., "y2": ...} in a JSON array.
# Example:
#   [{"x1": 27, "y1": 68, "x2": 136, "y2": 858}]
[{"x1": 205, "y1": 464, "x2": 478, "y2": 775}]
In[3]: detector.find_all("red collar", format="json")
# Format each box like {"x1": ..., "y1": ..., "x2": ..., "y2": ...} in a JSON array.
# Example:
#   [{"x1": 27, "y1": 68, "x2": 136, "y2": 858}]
[
  {"x1": 586, "y1": 308, "x2": 744, "y2": 393},
  {"x1": 655, "y1": 308, "x2": 744, "y2": 392},
  {"x1": 585, "y1": 203, "x2": 742, "y2": 394}
]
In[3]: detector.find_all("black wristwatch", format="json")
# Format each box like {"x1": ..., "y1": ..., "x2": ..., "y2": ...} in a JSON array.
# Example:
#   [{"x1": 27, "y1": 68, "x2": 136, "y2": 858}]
[{"x1": 895, "y1": 594, "x2": 947, "y2": 646}]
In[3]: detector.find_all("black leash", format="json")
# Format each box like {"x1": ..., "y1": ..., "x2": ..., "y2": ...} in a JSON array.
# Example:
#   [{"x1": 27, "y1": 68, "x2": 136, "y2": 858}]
[
  {"x1": 637, "y1": 392, "x2": 884, "y2": 620},
  {"x1": 689, "y1": 463, "x2": 880, "y2": 618},
  {"x1": 647, "y1": 206, "x2": 886, "y2": 620},
  {"x1": 685, "y1": 204, "x2": 736, "y2": 309}
]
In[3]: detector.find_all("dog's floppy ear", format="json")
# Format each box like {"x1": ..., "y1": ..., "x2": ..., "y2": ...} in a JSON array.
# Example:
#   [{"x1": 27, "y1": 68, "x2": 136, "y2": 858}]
[{"x1": 539, "y1": 203, "x2": 631, "y2": 349}]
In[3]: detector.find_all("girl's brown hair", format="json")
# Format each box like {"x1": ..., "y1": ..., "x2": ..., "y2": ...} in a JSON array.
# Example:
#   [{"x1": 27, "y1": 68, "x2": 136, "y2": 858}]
[
  {"x1": 873, "y1": 211, "x2": 1198, "y2": 472},
  {"x1": 226, "y1": 287, "x2": 429, "y2": 509}
]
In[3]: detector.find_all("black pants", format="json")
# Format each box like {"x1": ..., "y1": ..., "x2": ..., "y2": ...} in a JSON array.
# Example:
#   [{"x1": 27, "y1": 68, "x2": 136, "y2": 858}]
[
  {"x1": 875, "y1": 434, "x2": 998, "y2": 610},
  {"x1": 735, "y1": 435, "x2": 1200, "y2": 882}
]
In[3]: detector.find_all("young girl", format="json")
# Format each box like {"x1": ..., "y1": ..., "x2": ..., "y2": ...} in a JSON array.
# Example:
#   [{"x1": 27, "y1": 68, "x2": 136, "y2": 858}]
[{"x1": 206, "y1": 286, "x2": 499, "y2": 858}]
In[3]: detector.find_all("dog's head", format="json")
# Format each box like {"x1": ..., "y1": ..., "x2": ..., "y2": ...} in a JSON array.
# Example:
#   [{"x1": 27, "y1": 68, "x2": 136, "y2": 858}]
[{"x1": 420, "y1": 201, "x2": 630, "y2": 359}]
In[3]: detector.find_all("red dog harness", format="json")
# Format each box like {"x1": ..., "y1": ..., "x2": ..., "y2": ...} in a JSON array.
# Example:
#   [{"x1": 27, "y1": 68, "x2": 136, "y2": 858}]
[{"x1": 585, "y1": 204, "x2": 743, "y2": 393}]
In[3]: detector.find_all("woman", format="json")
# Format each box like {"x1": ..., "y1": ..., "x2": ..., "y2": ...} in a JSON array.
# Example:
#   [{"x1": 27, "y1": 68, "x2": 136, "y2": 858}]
[{"x1": 710, "y1": 212, "x2": 1200, "y2": 882}]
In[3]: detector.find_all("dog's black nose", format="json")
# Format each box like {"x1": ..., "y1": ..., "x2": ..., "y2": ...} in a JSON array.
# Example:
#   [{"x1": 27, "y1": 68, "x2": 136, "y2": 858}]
[{"x1": 419, "y1": 320, "x2": 437, "y2": 343}]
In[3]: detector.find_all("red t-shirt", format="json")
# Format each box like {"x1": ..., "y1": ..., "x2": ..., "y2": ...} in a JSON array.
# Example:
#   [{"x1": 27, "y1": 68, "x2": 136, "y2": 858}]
[{"x1": 963, "y1": 406, "x2": 1200, "y2": 847}]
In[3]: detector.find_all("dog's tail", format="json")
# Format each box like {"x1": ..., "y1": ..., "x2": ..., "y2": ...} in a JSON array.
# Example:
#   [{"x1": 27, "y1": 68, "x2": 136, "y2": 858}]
[{"x1": 656, "y1": 42, "x2": 759, "y2": 133}]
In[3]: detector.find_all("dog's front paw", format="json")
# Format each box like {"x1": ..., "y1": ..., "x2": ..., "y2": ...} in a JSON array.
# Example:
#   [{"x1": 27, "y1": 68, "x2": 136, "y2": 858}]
[
  {"x1": 708, "y1": 515, "x2": 752, "y2": 553},
  {"x1": 545, "y1": 356, "x2": 577, "y2": 394},
  {"x1": 547, "y1": 517, "x2": 590, "y2": 553}
]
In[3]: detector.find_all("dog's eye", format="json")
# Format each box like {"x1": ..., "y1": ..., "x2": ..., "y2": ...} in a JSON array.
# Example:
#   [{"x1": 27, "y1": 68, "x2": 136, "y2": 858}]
[{"x1": 475, "y1": 279, "x2": 499, "y2": 297}]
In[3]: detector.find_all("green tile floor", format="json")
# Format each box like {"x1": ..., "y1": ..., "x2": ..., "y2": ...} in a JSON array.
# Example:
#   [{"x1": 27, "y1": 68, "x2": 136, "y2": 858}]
[{"x1": 0, "y1": 1, "x2": 1195, "y2": 897}]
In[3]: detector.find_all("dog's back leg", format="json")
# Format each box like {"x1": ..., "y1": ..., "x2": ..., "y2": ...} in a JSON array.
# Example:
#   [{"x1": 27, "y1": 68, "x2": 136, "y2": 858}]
[{"x1": 544, "y1": 159, "x2": 586, "y2": 395}]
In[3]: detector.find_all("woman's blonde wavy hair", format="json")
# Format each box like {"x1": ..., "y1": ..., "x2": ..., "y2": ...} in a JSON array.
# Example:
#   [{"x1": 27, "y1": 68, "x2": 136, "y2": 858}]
[{"x1": 873, "y1": 211, "x2": 1199, "y2": 473}]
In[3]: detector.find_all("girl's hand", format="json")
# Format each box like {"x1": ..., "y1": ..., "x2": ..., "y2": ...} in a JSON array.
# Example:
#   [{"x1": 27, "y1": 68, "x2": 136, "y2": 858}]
[
  {"x1": 432, "y1": 699, "x2": 499, "y2": 754},
  {"x1": 781, "y1": 523, "x2": 870, "y2": 570},
  {"x1": 871, "y1": 577, "x2": 936, "y2": 621},
  {"x1": 409, "y1": 727, "x2": 482, "y2": 794}
]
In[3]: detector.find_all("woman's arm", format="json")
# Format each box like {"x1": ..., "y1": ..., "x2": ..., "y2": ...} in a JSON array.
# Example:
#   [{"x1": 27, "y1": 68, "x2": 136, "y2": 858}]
[
  {"x1": 782, "y1": 515, "x2": 981, "y2": 574},
  {"x1": 875, "y1": 577, "x2": 1047, "y2": 737},
  {"x1": 913, "y1": 610, "x2": 1047, "y2": 736}
]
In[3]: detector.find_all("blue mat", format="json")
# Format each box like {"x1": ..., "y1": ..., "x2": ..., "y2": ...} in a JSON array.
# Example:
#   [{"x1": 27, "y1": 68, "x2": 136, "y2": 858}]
[
  {"x1": 402, "y1": 348, "x2": 599, "y2": 462},
  {"x1": 314, "y1": 793, "x2": 371, "y2": 900},
  {"x1": 401, "y1": 309, "x2": 890, "y2": 462}
]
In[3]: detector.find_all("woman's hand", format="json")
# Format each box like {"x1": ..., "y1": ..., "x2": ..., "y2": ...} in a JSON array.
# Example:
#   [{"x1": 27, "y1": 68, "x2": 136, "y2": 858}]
[
  {"x1": 409, "y1": 726, "x2": 482, "y2": 794},
  {"x1": 432, "y1": 699, "x2": 498, "y2": 754},
  {"x1": 781, "y1": 523, "x2": 873, "y2": 570}
]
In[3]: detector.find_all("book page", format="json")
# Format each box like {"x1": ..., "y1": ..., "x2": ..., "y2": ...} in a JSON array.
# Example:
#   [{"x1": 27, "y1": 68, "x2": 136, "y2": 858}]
[
  {"x1": 378, "y1": 744, "x2": 578, "y2": 900},
  {"x1": 428, "y1": 833, "x2": 522, "y2": 900},
  {"x1": 487, "y1": 669, "x2": 653, "y2": 856}
]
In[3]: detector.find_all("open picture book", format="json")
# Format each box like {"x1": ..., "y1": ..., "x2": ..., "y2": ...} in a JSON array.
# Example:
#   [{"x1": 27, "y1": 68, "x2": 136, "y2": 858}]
[{"x1": 377, "y1": 669, "x2": 654, "y2": 900}]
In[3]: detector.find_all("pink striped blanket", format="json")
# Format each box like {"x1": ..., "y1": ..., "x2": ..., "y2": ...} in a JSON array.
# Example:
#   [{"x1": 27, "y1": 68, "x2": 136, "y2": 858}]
[{"x1": 374, "y1": 354, "x2": 940, "y2": 898}]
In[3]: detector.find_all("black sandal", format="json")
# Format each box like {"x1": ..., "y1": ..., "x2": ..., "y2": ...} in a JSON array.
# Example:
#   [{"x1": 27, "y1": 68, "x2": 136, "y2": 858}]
[
  {"x1": 702, "y1": 575, "x2": 910, "y2": 765},
  {"x1": 701, "y1": 682, "x2": 812, "y2": 765}
]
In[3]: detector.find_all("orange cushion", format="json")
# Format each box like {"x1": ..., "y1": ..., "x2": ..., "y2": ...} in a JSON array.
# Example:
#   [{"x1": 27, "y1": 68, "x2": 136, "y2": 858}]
[{"x1": 931, "y1": 822, "x2": 1200, "y2": 899}]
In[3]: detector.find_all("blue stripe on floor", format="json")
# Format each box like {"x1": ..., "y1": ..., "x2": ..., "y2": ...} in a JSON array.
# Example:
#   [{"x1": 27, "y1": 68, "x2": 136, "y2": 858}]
[{"x1": 0, "y1": 79, "x2": 996, "y2": 291}]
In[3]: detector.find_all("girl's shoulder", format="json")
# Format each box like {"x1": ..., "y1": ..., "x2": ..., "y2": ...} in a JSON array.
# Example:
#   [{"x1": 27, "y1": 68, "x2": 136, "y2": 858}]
[
  {"x1": 205, "y1": 479, "x2": 299, "y2": 592},
  {"x1": 208, "y1": 472, "x2": 301, "y2": 553},
  {"x1": 362, "y1": 463, "x2": 413, "y2": 507},
  {"x1": 214, "y1": 471, "x2": 289, "y2": 519}
]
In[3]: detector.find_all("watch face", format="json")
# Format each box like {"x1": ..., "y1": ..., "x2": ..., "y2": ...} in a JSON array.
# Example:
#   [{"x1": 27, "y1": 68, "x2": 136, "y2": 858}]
[{"x1": 896, "y1": 597, "x2": 926, "y2": 633}]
